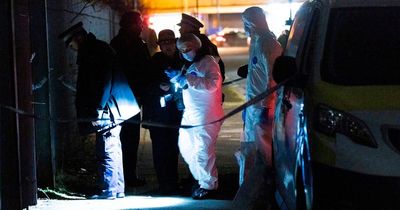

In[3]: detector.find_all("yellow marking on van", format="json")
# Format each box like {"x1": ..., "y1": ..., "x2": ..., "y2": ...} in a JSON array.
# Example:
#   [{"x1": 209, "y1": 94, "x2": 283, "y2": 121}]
[{"x1": 311, "y1": 82, "x2": 400, "y2": 111}]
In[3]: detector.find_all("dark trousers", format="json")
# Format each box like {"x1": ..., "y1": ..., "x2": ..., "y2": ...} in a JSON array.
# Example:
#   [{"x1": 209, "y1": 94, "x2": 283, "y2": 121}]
[
  {"x1": 96, "y1": 125, "x2": 124, "y2": 195},
  {"x1": 120, "y1": 113, "x2": 141, "y2": 186},
  {"x1": 149, "y1": 126, "x2": 180, "y2": 190}
]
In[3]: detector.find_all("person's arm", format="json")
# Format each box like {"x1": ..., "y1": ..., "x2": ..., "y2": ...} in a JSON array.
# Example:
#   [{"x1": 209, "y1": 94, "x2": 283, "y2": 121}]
[{"x1": 186, "y1": 56, "x2": 221, "y2": 91}]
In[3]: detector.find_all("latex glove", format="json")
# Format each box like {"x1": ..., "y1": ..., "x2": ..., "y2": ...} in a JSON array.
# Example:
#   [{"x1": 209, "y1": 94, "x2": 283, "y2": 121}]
[
  {"x1": 164, "y1": 69, "x2": 180, "y2": 79},
  {"x1": 92, "y1": 109, "x2": 109, "y2": 127},
  {"x1": 187, "y1": 69, "x2": 205, "y2": 77},
  {"x1": 176, "y1": 75, "x2": 188, "y2": 89}
]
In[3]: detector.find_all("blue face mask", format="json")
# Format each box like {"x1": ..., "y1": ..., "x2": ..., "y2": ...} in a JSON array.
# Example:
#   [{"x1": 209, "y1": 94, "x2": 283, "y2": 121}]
[{"x1": 182, "y1": 50, "x2": 196, "y2": 62}]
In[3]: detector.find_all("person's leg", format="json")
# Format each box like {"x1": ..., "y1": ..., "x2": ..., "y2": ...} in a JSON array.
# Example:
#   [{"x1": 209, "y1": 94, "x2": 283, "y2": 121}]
[
  {"x1": 190, "y1": 123, "x2": 221, "y2": 199},
  {"x1": 92, "y1": 125, "x2": 123, "y2": 199},
  {"x1": 236, "y1": 141, "x2": 256, "y2": 185},
  {"x1": 232, "y1": 152, "x2": 274, "y2": 210},
  {"x1": 165, "y1": 127, "x2": 180, "y2": 189},
  {"x1": 120, "y1": 114, "x2": 145, "y2": 187},
  {"x1": 233, "y1": 109, "x2": 275, "y2": 209},
  {"x1": 178, "y1": 126, "x2": 201, "y2": 195},
  {"x1": 149, "y1": 126, "x2": 180, "y2": 194},
  {"x1": 94, "y1": 132, "x2": 109, "y2": 197},
  {"x1": 178, "y1": 126, "x2": 196, "y2": 178},
  {"x1": 110, "y1": 125, "x2": 125, "y2": 197},
  {"x1": 238, "y1": 106, "x2": 264, "y2": 184},
  {"x1": 193, "y1": 124, "x2": 220, "y2": 190}
]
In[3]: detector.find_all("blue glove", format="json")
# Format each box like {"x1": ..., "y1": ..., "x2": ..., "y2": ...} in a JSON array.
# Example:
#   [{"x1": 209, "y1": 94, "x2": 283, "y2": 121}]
[
  {"x1": 164, "y1": 69, "x2": 180, "y2": 79},
  {"x1": 176, "y1": 75, "x2": 188, "y2": 89}
]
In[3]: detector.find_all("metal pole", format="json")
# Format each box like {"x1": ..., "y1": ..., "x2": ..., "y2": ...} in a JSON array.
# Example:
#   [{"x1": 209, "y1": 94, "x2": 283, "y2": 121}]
[
  {"x1": 13, "y1": 0, "x2": 37, "y2": 208},
  {"x1": 0, "y1": 0, "x2": 22, "y2": 209},
  {"x1": 31, "y1": 0, "x2": 55, "y2": 189},
  {"x1": 286, "y1": 0, "x2": 293, "y2": 25}
]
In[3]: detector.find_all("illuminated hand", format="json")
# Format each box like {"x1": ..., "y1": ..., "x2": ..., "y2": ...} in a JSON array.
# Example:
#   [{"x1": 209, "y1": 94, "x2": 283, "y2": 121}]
[
  {"x1": 92, "y1": 120, "x2": 101, "y2": 127},
  {"x1": 92, "y1": 109, "x2": 106, "y2": 127},
  {"x1": 176, "y1": 75, "x2": 188, "y2": 89},
  {"x1": 164, "y1": 69, "x2": 180, "y2": 79}
]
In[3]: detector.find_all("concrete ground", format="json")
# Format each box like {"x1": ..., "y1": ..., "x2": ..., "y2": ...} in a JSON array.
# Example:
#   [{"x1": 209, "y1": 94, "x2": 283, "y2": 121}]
[{"x1": 30, "y1": 47, "x2": 248, "y2": 210}]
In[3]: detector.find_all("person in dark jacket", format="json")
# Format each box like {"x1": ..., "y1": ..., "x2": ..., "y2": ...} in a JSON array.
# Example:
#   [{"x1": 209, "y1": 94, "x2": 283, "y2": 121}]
[
  {"x1": 142, "y1": 29, "x2": 184, "y2": 195},
  {"x1": 177, "y1": 13, "x2": 225, "y2": 81},
  {"x1": 58, "y1": 22, "x2": 140, "y2": 199},
  {"x1": 110, "y1": 11, "x2": 151, "y2": 188}
]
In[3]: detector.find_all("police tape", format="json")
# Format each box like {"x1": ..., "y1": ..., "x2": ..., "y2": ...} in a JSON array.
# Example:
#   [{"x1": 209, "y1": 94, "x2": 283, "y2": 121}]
[
  {"x1": 179, "y1": 77, "x2": 286, "y2": 128},
  {"x1": 0, "y1": 77, "x2": 289, "y2": 130}
]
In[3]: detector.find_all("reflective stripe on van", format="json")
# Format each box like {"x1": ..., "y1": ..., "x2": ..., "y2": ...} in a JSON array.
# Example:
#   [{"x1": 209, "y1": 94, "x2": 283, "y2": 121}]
[{"x1": 312, "y1": 81, "x2": 400, "y2": 111}]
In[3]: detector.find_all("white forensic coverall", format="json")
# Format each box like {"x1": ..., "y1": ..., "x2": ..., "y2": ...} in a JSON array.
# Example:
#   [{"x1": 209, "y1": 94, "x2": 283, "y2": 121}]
[
  {"x1": 233, "y1": 6, "x2": 283, "y2": 210},
  {"x1": 177, "y1": 55, "x2": 224, "y2": 190}
]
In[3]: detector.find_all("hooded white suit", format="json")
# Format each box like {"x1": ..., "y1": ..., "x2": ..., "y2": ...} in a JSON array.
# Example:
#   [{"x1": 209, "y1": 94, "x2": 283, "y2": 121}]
[
  {"x1": 233, "y1": 6, "x2": 283, "y2": 209},
  {"x1": 242, "y1": 7, "x2": 283, "y2": 169},
  {"x1": 177, "y1": 55, "x2": 224, "y2": 190}
]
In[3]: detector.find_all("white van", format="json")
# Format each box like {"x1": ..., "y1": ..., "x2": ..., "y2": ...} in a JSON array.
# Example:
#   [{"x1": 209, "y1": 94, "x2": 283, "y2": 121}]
[{"x1": 272, "y1": 0, "x2": 400, "y2": 209}]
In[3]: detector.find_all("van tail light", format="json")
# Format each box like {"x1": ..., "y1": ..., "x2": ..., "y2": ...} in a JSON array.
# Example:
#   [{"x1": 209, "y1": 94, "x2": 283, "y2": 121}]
[{"x1": 315, "y1": 104, "x2": 378, "y2": 148}]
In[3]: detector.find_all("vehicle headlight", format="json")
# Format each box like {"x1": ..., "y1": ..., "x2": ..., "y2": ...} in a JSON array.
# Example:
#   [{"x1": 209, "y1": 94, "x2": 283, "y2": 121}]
[{"x1": 315, "y1": 104, "x2": 377, "y2": 148}]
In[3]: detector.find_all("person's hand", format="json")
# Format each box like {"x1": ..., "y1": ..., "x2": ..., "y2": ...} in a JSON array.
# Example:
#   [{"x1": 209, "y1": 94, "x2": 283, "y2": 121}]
[
  {"x1": 187, "y1": 69, "x2": 205, "y2": 77},
  {"x1": 92, "y1": 120, "x2": 101, "y2": 127},
  {"x1": 176, "y1": 75, "x2": 188, "y2": 89},
  {"x1": 92, "y1": 109, "x2": 108, "y2": 128},
  {"x1": 164, "y1": 69, "x2": 180, "y2": 79}
]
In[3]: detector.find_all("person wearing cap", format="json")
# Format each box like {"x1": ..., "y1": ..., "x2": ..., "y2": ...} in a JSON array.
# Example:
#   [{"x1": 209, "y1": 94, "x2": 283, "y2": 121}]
[
  {"x1": 110, "y1": 11, "x2": 151, "y2": 188},
  {"x1": 177, "y1": 13, "x2": 225, "y2": 82},
  {"x1": 168, "y1": 33, "x2": 224, "y2": 199},
  {"x1": 58, "y1": 22, "x2": 138, "y2": 199},
  {"x1": 233, "y1": 7, "x2": 283, "y2": 209},
  {"x1": 141, "y1": 29, "x2": 184, "y2": 195}
]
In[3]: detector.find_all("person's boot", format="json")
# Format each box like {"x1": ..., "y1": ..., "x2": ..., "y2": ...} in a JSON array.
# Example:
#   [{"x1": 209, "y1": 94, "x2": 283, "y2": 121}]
[{"x1": 191, "y1": 188, "x2": 217, "y2": 200}]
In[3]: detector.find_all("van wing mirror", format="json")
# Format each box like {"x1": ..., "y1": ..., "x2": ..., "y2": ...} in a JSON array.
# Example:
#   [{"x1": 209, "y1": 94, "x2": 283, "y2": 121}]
[{"x1": 272, "y1": 55, "x2": 298, "y2": 84}]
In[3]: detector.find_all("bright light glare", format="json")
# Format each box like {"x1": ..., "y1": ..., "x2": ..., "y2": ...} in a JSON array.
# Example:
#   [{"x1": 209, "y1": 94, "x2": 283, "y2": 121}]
[
  {"x1": 149, "y1": 13, "x2": 182, "y2": 37},
  {"x1": 216, "y1": 36, "x2": 226, "y2": 42},
  {"x1": 148, "y1": 3, "x2": 302, "y2": 39},
  {"x1": 117, "y1": 196, "x2": 188, "y2": 208},
  {"x1": 264, "y1": 3, "x2": 302, "y2": 37},
  {"x1": 31, "y1": 196, "x2": 190, "y2": 210}
]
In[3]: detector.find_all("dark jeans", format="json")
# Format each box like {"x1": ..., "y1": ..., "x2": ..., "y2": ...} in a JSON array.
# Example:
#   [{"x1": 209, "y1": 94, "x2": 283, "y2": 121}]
[
  {"x1": 120, "y1": 113, "x2": 141, "y2": 186},
  {"x1": 96, "y1": 125, "x2": 124, "y2": 195},
  {"x1": 149, "y1": 126, "x2": 180, "y2": 190}
]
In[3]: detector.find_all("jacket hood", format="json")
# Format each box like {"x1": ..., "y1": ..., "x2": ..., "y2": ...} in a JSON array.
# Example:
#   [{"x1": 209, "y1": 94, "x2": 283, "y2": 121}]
[{"x1": 242, "y1": 7, "x2": 269, "y2": 35}]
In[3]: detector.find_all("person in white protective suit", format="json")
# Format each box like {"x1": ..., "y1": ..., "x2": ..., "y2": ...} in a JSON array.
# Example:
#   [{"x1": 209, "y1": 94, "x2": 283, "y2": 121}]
[
  {"x1": 167, "y1": 33, "x2": 224, "y2": 199},
  {"x1": 233, "y1": 6, "x2": 283, "y2": 209}
]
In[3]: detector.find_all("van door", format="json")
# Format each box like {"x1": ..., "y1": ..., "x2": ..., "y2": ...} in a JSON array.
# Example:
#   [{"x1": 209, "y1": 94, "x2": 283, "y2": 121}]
[{"x1": 273, "y1": 2, "x2": 321, "y2": 210}]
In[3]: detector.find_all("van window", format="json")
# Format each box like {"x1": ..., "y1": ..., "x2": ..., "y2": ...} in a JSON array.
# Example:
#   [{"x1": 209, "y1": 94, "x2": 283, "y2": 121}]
[
  {"x1": 286, "y1": 5, "x2": 314, "y2": 57},
  {"x1": 321, "y1": 7, "x2": 400, "y2": 85}
]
